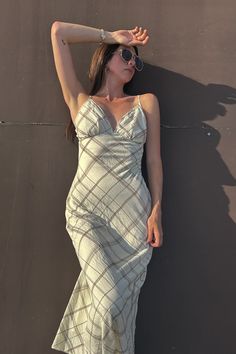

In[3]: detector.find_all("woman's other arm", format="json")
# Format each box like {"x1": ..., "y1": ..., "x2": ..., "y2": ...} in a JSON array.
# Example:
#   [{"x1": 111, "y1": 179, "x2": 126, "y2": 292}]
[
  {"x1": 144, "y1": 93, "x2": 163, "y2": 209},
  {"x1": 143, "y1": 93, "x2": 163, "y2": 247}
]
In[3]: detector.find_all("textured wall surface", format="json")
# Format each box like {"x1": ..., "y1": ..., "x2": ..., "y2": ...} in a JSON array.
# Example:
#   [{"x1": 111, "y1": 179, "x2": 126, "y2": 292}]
[{"x1": 1, "y1": 1, "x2": 236, "y2": 353}]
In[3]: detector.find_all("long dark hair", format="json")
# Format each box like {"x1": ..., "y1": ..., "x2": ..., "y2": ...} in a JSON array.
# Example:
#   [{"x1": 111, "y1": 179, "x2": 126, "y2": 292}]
[{"x1": 65, "y1": 43, "x2": 139, "y2": 143}]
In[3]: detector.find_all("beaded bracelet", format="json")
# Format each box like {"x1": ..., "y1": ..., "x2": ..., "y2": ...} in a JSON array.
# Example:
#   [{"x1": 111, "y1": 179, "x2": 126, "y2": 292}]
[{"x1": 99, "y1": 28, "x2": 106, "y2": 44}]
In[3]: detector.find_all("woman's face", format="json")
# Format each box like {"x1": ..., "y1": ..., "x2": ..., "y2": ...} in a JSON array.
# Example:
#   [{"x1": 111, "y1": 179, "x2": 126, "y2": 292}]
[{"x1": 106, "y1": 45, "x2": 137, "y2": 83}]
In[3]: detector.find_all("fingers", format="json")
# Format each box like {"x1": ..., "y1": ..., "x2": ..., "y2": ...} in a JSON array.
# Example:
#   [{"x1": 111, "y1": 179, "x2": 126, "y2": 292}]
[
  {"x1": 150, "y1": 236, "x2": 163, "y2": 248},
  {"x1": 142, "y1": 35, "x2": 149, "y2": 45},
  {"x1": 131, "y1": 26, "x2": 139, "y2": 33},
  {"x1": 137, "y1": 27, "x2": 146, "y2": 37},
  {"x1": 133, "y1": 26, "x2": 144, "y2": 35},
  {"x1": 131, "y1": 26, "x2": 148, "y2": 37},
  {"x1": 146, "y1": 224, "x2": 163, "y2": 248},
  {"x1": 137, "y1": 29, "x2": 148, "y2": 42},
  {"x1": 131, "y1": 27, "x2": 149, "y2": 45},
  {"x1": 147, "y1": 234, "x2": 157, "y2": 246},
  {"x1": 147, "y1": 236, "x2": 161, "y2": 248},
  {"x1": 146, "y1": 224, "x2": 153, "y2": 243},
  {"x1": 151, "y1": 239, "x2": 161, "y2": 247}
]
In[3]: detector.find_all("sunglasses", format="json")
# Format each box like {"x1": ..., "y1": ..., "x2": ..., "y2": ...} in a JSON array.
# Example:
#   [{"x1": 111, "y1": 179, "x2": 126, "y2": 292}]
[{"x1": 115, "y1": 48, "x2": 144, "y2": 72}]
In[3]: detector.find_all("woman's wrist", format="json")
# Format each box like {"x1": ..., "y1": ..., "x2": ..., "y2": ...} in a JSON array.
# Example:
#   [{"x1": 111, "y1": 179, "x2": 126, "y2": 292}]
[
  {"x1": 103, "y1": 30, "x2": 118, "y2": 45},
  {"x1": 151, "y1": 200, "x2": 161, "y2": 213}
]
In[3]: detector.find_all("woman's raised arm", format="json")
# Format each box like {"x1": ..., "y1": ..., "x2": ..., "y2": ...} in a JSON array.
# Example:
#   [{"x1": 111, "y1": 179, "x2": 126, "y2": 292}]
[{"x1": 50, "y1": 22, "x2": 115, "y2": 115}]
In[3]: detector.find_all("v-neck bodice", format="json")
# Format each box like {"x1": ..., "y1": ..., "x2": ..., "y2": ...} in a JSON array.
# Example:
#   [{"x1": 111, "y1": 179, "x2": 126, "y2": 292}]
[
  {"x1": 73, "y1": 94, "x2": 147, "y2": 138},
  {"x1": 88, "y1": 95, "x2": 141, "y2": 132}
]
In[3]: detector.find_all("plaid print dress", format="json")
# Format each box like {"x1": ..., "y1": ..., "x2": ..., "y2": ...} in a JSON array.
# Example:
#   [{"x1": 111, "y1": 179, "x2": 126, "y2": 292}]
[{"x1": 51, "y1": 95, "x2": 153, "y2": 353}]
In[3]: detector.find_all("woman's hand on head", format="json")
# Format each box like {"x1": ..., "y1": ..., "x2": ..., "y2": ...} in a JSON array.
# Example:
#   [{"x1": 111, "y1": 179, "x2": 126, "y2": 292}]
[{"x1": 112, "y1": 26, "x2": 149, "y2": 46}]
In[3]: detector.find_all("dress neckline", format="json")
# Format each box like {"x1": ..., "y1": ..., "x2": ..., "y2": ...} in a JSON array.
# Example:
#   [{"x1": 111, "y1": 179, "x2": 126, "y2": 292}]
[{"x1": 89, "y1": 95, "x2": 141, "y2": 133}]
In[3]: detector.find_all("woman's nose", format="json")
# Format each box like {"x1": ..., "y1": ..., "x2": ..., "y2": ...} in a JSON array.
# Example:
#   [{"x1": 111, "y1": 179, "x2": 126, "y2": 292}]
[{"x1": 128, "y1": 58, "x2": 135, "y2": 66}]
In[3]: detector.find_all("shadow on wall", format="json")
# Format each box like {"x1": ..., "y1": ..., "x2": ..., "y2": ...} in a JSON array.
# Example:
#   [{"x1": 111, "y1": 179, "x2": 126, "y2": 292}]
[{"x1": 127, "y1": 63, "x2": 236, "y2": 354}]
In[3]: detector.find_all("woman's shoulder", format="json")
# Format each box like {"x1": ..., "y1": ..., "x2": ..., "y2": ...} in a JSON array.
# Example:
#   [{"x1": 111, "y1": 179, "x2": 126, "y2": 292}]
[
  {"x1": 139, "y1": 92, "x2": 158, "y2": 101},
  {"x1": 139, "y1": 93, "x2": 159, "y2": 110}
]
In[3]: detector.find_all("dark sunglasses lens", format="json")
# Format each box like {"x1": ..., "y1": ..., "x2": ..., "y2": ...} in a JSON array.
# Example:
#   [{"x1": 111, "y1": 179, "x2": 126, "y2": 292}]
[
  {"x1": 122, "y1": 49, "x2": 132, "y2": 61},
  {"x1": 135, "y1": 57, "x2": 143, "y2": 71}
]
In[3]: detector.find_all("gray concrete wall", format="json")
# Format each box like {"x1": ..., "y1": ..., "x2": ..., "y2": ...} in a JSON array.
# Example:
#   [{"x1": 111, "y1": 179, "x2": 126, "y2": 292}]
[{"x1": 1, "y1": 1, "x2": 236, "y2": 353}]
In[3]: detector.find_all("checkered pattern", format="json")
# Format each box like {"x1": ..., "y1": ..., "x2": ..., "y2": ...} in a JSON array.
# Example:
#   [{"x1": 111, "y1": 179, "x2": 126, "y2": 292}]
[{"x1": 51, "y1": 95, "x2": 153, "y2": 353}]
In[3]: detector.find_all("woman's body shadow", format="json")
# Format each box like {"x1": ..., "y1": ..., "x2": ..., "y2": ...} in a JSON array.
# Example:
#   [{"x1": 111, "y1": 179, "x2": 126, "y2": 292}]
[{"x1": 127, "y1": 64, "x2": 236, "y2": 354}]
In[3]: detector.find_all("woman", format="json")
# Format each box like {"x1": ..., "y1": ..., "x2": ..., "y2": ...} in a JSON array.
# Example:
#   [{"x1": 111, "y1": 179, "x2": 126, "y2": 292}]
[{"x1": 50, "y1": 21, "x2": 163, "y2": 354}]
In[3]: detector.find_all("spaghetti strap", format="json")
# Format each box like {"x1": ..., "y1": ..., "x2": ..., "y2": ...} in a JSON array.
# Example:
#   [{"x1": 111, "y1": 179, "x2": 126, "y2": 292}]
[{"x1": 137, "y1": 94, "x2": 142, "y2": 108}]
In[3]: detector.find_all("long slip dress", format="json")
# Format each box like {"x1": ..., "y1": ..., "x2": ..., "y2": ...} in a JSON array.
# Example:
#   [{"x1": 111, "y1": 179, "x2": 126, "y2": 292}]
[{"x1": 51, "y1": 94, "x2": 153, "y2": 354}]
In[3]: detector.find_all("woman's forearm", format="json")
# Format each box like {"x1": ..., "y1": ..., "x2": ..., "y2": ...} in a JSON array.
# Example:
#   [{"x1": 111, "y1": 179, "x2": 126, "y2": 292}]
[
  {"x1": 147, "y1": 159, "x2": 163, "y2": 212},
  {"x1": 51, "y1": 21, "x2": 116, "y2": 45}
]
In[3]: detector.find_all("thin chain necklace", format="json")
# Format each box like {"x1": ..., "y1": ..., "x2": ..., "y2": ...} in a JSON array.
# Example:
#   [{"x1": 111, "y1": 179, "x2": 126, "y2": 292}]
[{"x1": 96, "y1": 87, "x2": 129, "y2": 101}]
